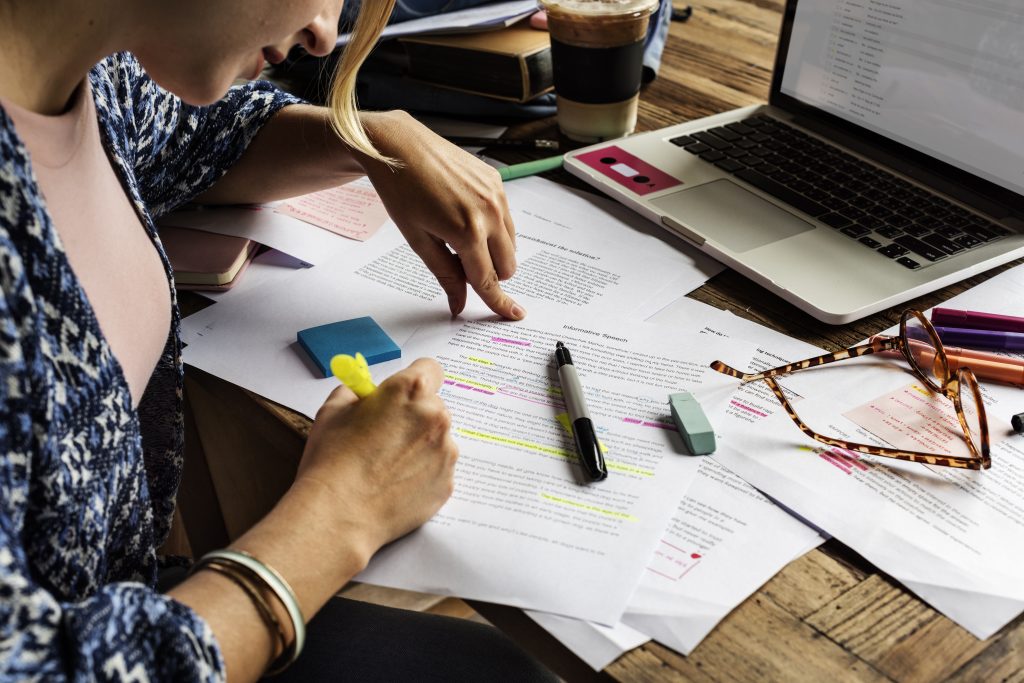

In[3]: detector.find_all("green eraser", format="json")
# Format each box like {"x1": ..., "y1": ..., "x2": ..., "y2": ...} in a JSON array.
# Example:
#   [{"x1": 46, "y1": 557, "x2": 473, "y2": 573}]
[{"x1": 669, "y1": 392, "x2": 716, "y2": 455}]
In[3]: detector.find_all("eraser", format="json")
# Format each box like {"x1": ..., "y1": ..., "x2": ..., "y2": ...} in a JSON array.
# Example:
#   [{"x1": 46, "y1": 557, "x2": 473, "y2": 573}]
[
  {"x1": 669, "y1": 392, "x2": 716, "y2": 455},
  {"x1": 297, "y1": 317, "x2": 400, "y2": 378}
]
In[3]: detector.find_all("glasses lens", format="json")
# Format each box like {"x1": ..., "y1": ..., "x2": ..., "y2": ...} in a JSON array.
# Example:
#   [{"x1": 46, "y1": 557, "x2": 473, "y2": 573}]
[
  {"x1": 956, "y1": 371, "x2": 986, "y2": 459},
  {"x1": 903, "y1": 313, "x2": 946, "y2": 391}
]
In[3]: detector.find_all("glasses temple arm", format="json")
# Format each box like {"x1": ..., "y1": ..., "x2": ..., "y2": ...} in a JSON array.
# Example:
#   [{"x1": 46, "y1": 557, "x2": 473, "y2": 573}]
[{"x1": 711, "y1": 336, "x2": 900, "y2": 381}]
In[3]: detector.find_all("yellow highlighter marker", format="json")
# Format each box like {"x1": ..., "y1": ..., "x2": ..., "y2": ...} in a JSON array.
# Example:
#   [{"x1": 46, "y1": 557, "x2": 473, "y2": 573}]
[{"x1": 330, "y1": 353, "x2": 377, "y2": 398}]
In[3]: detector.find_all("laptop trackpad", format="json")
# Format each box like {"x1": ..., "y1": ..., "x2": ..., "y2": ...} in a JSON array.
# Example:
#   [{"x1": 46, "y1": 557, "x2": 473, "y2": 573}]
[{"x1": 650, "y1": 179, "x2": 814, "y2": 253}]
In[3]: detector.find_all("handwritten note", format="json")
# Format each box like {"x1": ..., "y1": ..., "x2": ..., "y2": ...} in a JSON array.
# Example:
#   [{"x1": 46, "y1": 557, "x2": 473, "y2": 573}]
[
  {"x1": 843, "y1": 382, "x2": 1001, "y2": 459},
  {"x1": 276, "y1": 177, "x2": 390, "y2": 242}
]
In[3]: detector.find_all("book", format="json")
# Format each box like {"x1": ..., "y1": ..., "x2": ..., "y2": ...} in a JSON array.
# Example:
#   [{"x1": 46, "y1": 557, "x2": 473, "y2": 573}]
[
  {"x1": 159, "y1": 225, "x2": 257, "y2": 290},
  {"x1": 399, "y1": 22, "x2": 552, "y2": 103}
]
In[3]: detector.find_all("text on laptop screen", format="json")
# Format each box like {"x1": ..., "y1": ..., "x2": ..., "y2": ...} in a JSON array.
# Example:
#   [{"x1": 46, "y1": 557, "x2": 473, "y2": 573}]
[{"x1": 780, "y1": 0, "x2": 1024, "y2": 197}]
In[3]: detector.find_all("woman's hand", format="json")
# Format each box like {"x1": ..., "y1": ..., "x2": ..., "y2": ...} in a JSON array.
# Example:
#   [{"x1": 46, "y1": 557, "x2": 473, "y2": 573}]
[
  {"x1": 360, "y1": 111, "x2": 526, "y2": 320},
  {"x1": 296, "y1": 358, "x2": 458, "y2": 554}
]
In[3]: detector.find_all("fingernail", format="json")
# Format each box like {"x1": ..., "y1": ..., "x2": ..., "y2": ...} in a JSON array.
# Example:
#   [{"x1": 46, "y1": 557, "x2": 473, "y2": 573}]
[{"x1": 511, "y1": 303, "x2": 526, "y2": 319}]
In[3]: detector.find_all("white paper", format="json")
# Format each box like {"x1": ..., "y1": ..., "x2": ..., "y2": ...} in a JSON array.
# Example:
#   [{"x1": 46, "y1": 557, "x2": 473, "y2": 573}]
[
  {"x1": 523, "y1": 300, "x2": 824, "y2": 667},
  {"x1": 182, "y1": 180, "x2": 721, "y2": 417},
  {"x1": 526, "y1": 612, "x2": 651, "y2": 671},
  {"x1": 356, "y1": 305, "x2": 758, "y2": 622},
  {"x1": 160, "y1": 204, "x2": 352, "y2": 266},
  {"x1": 678, "y1": 266, "x2": 1024, "y2": 638},
  {"x1": 336, "y1": 0, "x2": 539, "y2": 47}
]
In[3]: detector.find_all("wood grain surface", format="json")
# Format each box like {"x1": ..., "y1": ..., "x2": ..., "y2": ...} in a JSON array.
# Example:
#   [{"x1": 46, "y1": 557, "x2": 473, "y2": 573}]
[{"x1": 179, "y1": 1, "x2": 1024, "y2": 680}]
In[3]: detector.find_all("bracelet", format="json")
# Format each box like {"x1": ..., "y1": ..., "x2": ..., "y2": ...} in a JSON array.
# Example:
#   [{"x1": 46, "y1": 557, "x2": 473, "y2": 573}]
[
  {"x1": 192, "y1": 549, "x2": 306, "y2": 674},
  {"x1": 199, "y1": 562, "x2": 287, "y2": 662}
]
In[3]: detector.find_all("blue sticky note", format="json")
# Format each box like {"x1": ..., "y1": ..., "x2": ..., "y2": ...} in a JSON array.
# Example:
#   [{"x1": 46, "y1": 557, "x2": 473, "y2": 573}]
[{"x1": 297, "y1": 317, "x2": 401, "y2": 378}]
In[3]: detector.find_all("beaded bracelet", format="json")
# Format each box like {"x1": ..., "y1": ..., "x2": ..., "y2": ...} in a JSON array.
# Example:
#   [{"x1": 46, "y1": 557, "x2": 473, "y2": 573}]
[{"x1": 192, "y1": 549, "x2": 306, "y2": 674}]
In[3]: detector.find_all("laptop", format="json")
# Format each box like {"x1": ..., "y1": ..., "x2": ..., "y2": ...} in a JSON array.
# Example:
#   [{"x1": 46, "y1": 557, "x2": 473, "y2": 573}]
[{"x1": 563, "y1": 0, "x2": 1024, "y2": 324}]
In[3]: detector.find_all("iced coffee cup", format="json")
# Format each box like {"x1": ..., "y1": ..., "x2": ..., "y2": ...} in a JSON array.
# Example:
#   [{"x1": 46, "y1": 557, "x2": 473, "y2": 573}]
[{"x1": 540, "y1": 0, "x2": 659, "y2": 142}]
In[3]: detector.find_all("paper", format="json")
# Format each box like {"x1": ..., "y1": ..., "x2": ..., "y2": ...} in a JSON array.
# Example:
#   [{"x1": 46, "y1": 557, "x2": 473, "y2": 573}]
[
  {"x1": 276, "y1": 177, "x2": 390, "y2": 241},
  {"x1": 160, "y1": 204, "x2": 353, "y2": 266},
  {"x1": 696, "y1": 265, "x2": 1024, "y2": 638},
  {"x1": 336, "y1": 0, "x2": 539, "y2": 47},
  {"x1": 522, "y1": 299, "x2": 823, "y2": 666},
  {"x1": 356, "y1": 305, "x2": 759, "y2": 623},
  {"x1": 525, "y1": 612, "x2": 651, "y2": 672},
  {"x1": 182, "y1": 179, "x2": 721, "y2": 416}
]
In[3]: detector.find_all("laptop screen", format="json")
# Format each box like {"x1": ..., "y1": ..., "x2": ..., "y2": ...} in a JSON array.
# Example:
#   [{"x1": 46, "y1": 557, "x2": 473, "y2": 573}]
[{"x1": 778, "y1": 0, "x2": 1024, "y2": 198}]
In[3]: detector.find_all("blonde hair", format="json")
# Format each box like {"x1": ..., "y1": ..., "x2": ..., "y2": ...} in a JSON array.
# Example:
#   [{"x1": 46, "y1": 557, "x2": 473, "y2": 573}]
[{"x1": 328, "y1": 0, "x2": 398, "y2": 165}]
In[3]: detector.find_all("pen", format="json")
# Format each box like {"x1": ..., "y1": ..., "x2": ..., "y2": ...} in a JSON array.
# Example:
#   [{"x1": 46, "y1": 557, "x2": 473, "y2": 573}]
[
  {"x1": 446, "y1": 136, "x2": 559, "y2": 151},
  {"x1": 498, "y1": 155, "x2": 565, "y2": 182},
  {"x1": 873, "y1": 336, "x2": 1024, "y2": 385},
  {"x1": 931, "y1": 307, "x2": 1024, "y2": 334},
  {"x1": 330, "y1": 353, "x2": 377, "y2": 398},
  {"x1": 554, "y1": 341, "x2": 607, "y2": 481},
  {"x1": 933, "y1": 326, "x2": 1024, "y2": 352}
]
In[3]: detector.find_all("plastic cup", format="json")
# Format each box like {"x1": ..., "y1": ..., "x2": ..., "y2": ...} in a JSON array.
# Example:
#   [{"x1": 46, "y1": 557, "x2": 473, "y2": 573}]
[{"x1": 540, "y1": 0, "x2": 659, "y2": 142}]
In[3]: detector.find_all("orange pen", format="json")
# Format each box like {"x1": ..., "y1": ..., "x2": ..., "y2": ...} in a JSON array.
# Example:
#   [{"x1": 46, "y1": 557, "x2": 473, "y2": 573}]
[{"x1": 871, "y1": 335, "x2": 1024, "y2": 386}]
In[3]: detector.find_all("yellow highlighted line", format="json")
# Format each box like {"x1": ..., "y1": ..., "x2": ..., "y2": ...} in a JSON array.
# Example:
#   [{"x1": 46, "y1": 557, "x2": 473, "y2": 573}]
[
  {"x1": 456, "y1": 428, "x2": 573, "y2": 458},
  {"x1": 456, "y1": 427, "x2": 652, "y2": 477},
  {"x1": 444, "y1": 374, "x2": 498, "y2": 391},
  {"x1": 606, "y1": 462, "x2": 653, "y2": 477},
  {"x1": 910, "y1": 383, "x2": 930, "y2": 397},
  {"x1": 541, "y1": 493, "x2": 638, "y2": 521},
  {"x1": 467, "y1": 356, "x2": 494, "y2": 366}
]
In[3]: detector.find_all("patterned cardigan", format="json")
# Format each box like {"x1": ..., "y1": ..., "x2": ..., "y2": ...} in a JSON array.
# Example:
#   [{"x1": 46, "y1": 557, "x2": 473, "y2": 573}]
[{"x1": 0, "y1": 53, "x2": 300, "y2": 681}]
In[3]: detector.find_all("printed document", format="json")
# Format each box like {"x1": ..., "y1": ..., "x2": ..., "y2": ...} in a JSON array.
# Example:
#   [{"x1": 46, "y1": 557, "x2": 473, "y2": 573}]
[
  {"x1": 356, "y1": 305, "x2": 758, "y2": 623},
  {"x1": 182, "y1": 179, "x2": 720, "y2": 418},
  {"x1": 698, "y1": 267, "x2": 1024, "y2": 638},
  {"x1": 521, "y1": 300, "x2": 823, "y2": 667}
]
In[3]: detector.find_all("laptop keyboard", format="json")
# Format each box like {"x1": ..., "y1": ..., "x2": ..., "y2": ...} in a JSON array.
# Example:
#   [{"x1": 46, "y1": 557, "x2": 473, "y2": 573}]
[{"x1": 668, "y1": 115, "x2": 1011, "y2": 270}]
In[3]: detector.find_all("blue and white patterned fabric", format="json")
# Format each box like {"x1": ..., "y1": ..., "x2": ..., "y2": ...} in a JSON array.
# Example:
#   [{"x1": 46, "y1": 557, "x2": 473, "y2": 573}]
[{"x1": 0, "y1": 52, "x2": 300, "y2": 681}]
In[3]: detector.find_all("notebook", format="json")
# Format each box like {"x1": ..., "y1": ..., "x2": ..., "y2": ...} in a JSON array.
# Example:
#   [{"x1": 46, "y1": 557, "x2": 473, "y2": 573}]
[
  {"x1": 564, "y1": 0, "x2": 1024, "y2": 324},
  {"x1": 159, "y1": 225, "x2": 257, "y2": 291}
]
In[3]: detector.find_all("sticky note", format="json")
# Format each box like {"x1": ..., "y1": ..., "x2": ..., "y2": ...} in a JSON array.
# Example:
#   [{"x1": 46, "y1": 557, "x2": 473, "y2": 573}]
[
  {"x1": 297, "y1": 317, "x2": 400, "y2": 378},
  {"x1": 669, "y1": 392, "x2": 716, "y2": 455}
]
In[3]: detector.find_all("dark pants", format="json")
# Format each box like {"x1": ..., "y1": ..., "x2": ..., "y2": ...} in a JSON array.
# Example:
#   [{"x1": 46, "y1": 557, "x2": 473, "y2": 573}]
[{"x1": 267, "y1": 597, "x2": 558, "y2": 682}]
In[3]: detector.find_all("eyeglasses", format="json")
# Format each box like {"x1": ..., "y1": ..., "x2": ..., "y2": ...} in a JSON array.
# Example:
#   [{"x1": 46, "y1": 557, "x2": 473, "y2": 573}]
[{"x1": 711, "y1": 309, "x2": 991, "y2": 470}]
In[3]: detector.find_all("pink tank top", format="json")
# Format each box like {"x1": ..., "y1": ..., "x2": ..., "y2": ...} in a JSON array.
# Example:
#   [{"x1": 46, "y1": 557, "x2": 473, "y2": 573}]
[{"x1": 2, "y1": 83, "x2": 172, "y2": 407}]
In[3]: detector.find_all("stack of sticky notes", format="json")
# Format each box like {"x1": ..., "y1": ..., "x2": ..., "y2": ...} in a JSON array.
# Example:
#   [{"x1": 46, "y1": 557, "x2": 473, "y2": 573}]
[{"x1": 297, "y1": 316, "x2": 401, "y2": 378}]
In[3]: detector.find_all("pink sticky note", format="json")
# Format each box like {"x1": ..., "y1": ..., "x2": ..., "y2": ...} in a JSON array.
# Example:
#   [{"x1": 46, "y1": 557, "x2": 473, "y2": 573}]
[
  {"x1": 276, "y1": 177, "x2": 390, "y2": 241},
  {"x1": 843, "y1": 382, "x2": 1004, "y2": 460}
]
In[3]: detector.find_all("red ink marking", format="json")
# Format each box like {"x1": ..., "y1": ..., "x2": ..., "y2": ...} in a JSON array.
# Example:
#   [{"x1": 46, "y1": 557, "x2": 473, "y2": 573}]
[{"x1": 690, "y1": 553, "x2": 701, "y2": 559}]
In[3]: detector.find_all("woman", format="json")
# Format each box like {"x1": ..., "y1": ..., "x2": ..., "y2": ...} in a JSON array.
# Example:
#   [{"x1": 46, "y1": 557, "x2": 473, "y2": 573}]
[{"x1": 0, "y1": 0, "x2": 553, "y2": 680}]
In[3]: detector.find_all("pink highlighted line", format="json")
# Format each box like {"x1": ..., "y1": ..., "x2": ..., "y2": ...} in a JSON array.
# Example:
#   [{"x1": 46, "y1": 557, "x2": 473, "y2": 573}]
[
  {"x1": 730, "y1": 400, "x2": 768, "y2": 417},
  {"x1": 491, "y1": 337, "x2": 531, "y2": 346},
  {"x1": 829, "y1": 448, "x2": 868, "y2": 471},
  {"x1": 622, "y1": 417, "x2": 643, "y2": 424},
  {"x1": 819, "y1": 452, "x2": 852, "y2": 474},
  {"x1": 642, "y1": 421, "x2": 677, "y2": 431}
]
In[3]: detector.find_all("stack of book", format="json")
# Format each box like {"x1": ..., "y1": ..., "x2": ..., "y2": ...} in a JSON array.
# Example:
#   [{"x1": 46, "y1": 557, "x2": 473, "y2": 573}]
[{"x1": 398, "y1": 20, "x2": 552, "y2": 103}]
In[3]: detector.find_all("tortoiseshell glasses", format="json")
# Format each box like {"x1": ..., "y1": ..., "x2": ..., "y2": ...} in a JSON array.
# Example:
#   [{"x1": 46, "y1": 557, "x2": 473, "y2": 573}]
[{"x1": 711, "y1": 309, "x2": 991, "y2": 470}]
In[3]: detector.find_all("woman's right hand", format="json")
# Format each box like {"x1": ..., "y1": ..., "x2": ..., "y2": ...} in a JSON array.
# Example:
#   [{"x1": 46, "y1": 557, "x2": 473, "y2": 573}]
[{"x1": 295, "y1": 358, "x2": 458, "y2": 556}]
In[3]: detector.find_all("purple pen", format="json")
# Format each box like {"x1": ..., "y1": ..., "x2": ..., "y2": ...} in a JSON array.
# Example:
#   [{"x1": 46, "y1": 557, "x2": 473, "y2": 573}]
[
  {"x1": 934, "y1": 326, "x2": 1024, "y2": 352},
  {"x1": 932, "y1": 307, "x2": 1024, "y2": 334}
]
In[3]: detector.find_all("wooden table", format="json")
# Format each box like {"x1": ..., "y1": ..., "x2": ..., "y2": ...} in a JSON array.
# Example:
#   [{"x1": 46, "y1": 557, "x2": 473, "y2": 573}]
[{"x1": 178, "y1": 1, "x2": 1024, "y2": 680}]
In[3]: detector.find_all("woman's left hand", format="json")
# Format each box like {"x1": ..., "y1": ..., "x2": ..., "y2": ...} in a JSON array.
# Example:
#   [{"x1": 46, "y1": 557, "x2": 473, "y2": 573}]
[{"x1": 360, "y1": 111, "x2": 525, "y2": 320}]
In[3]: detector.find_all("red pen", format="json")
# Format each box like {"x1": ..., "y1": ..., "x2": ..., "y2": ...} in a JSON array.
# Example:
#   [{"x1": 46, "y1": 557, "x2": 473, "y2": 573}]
[{"x1": 931, "y1": 307, "x2": 1024, "y2": 334}]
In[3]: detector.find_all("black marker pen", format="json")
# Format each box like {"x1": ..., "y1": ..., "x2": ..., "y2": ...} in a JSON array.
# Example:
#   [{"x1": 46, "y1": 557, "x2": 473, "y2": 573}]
[{"x1": 555, "y1": 341, "x2": 608, "y2": 481}]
